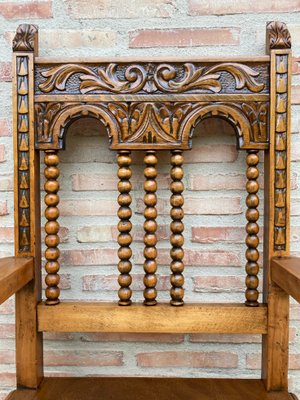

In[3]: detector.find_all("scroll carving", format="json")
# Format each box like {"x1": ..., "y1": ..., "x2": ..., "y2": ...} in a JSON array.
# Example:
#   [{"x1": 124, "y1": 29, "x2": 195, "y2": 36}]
[
  {"x1": 35, "y1": 101, "x2": 269, "y2": 150},
  {"x1": 266, "y1": 21, "x2": 291, "y2": 50},
  {"x1": 17, "y1": 57, "x2": 31, "y2": 252},
  {"x1": 37, "y1": 62, "x2": 266, "y2": 95},
  {"x1": 13, "y1": 24, "x2": 38, "y2": 52}
]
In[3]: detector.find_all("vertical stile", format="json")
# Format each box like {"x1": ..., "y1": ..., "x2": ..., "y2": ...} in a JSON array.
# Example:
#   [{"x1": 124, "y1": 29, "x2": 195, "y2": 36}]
[
  {"x1": 44, "y1": 150, "x2": 61, "y2": 305},
  {"x1": 245, "y1": 150, "x2": 260, "y2": 306},
  {"x1": 143, "y1": 150, "x2": 158, "y2": 306},
  {"x1": 117, "y1": 150, "x2": 133, "y2": 306},
  {"x1": 169, "y1": 150, "x2": 185, "y2": 306}
]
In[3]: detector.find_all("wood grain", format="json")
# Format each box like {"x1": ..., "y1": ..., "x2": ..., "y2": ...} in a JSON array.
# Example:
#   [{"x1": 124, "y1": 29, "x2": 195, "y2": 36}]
[
  {"x1": 0, "y1": 257, "x2": 33, "y2": 305},
  {"x1": 5, "y1": 377, "x2": 297, "y2": 400},
  {"x1": 272, "y1": 257, "x2": 300, "y2": 303},
  {"x1": 37, "y1": 302, "x2": 267, "y2": 334}
]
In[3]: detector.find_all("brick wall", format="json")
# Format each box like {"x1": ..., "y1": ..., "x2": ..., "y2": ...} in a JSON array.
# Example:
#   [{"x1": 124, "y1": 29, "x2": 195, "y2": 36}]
[{"x1": 0, "y1": 0, "x2": 300, "y2": 398}]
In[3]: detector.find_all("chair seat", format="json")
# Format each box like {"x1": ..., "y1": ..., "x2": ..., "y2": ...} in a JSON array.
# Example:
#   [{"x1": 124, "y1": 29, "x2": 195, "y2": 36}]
[{"x1": 6, "y1": 377, "x2": 298, "y2": 400}]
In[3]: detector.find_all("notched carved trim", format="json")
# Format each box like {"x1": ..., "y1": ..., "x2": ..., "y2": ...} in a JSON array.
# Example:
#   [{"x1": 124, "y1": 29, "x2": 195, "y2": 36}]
[
  {"x1": 37, "y1": 62, "x2": 265, "y2": 95},
  {"x1": 266, "y1": 21, "x2": 291, "y2": 49},
  {"x1": 13, "y1": 24, "x2": 38, "y2": 52}
]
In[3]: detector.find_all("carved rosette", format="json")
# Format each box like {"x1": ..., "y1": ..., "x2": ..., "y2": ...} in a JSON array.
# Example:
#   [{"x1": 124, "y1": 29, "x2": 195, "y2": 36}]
[
  {"x1": 17, "y1": 56, "x2": 31, "y2": 252},
  {"x1": 274, "y1": 54, "x2": 289, "y2": 251}
]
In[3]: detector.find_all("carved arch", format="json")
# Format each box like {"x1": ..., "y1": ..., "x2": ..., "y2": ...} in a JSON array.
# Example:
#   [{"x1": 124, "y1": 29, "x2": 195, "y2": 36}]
[
  {"x1": 35, "y1": 103, "x2": 121, "y2": 150},
  {"x1": 179, "y1": 103, "x2": 263, "y2": 150}
]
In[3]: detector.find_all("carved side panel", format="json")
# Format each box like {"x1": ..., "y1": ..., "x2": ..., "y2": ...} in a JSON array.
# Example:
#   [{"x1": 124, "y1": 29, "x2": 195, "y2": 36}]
[
  {"x1": 16, "y1": 56, "x2": 31, "y2": 252},
  {"x1": 34, "y1": 101, "x2": 269, "y2": 151},
  {"x1": 274, "y1": 54, "x2": 289, "y2": 251}
]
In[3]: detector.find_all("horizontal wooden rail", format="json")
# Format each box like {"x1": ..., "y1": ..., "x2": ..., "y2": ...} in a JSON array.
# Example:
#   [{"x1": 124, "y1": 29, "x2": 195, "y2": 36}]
[
  {"x1": 0, "y1": 256, "x2": 34, "y2": 305},
  {"x1": 38, "y1": 302, "x2": 267, "y2": 334},
  {"x1": 272, "y1": 257, "x2": 300, "y2": 304}
]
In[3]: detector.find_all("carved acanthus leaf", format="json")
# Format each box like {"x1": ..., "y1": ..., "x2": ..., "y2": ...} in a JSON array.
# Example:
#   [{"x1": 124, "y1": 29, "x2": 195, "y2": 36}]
[
  {"x1": 13, "y1": 24, "x2": 38, "y2": 52},
  {"x1": 154, "y1": 63, "x2": 264, "y2": 93},
  {"x1": 267, "y1": 21, "x2": 291, "y2": 49},
  {"x1": 39, "y1": 63, "x2": 147, "y2": 94}
]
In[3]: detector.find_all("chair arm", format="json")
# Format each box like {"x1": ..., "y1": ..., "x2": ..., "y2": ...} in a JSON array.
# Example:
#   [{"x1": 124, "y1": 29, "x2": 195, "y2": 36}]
[
  {"x1": 272, "y1": 257, "x2": 300, "y2": 303},
  {"x1": 0, "y1": 256, "x2": 34, "y2": 305}
]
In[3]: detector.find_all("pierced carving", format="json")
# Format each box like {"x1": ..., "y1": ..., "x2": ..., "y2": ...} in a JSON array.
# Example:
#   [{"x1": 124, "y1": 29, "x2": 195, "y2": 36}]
[
  {"x1": 267, "y1": 21, "x2": 291, "y2": 50},
  {"x1": 17, "y1": 56, "x2": 30, "y2": 252},
  {"x1": 37, "y1": 62, "x2": 266, "y2": 95},
  {"x1": 13, "y1": 24, "x2": 38, "y2": 52},
  {"x1": 274, "y1": 54, "x2": 289, "y2": 251},
  {"x1": 35, "y1": 101, "x2": 269, "y2": 150}
]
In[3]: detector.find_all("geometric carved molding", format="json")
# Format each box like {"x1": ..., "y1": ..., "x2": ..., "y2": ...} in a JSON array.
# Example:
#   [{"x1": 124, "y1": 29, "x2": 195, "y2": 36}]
[
  {"x1": 35, "y1": 101, "x2": 269, "y2": 151},
  {"x1": 13, "y1": 23, "x2": 38, "y2": 52},
  {"x1": 266, "y1": 21, "x2": 291, "y2": 50},
  {"x1": 17, "y1": 56, "x2": 31, "y2": 252}
]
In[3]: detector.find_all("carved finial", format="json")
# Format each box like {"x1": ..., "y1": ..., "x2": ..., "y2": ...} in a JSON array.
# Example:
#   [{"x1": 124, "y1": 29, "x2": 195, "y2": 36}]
[
  {"x1": 13, "y1": 24, "x2": 38, "y2": 52},
  {"x1": 266, "y1": 21, "x2": 291, "y2": 50}
]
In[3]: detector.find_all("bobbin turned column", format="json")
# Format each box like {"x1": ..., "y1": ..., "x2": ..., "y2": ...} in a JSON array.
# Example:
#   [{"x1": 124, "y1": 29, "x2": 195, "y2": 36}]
[
  {"x1": 245, "y1": 150, "x2": 260, "y2": 307},
  {"x1": 44, "y1": 150, "x2": 60, "y2": 305},
  {"x1": 143, "y1": 150, "x2": 158, "y2": 306},
  {"x1": 117, "y1": 151, "x2": 133, "y2": 306},
  {"x1": 169, "y1": 150, "x2": 185, "y2": 306}
]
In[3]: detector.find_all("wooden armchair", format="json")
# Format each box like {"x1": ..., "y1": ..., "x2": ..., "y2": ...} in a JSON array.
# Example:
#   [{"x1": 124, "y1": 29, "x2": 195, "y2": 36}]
[{"x1": 1, "y1": 21, "x2": 299, "y2": 400}]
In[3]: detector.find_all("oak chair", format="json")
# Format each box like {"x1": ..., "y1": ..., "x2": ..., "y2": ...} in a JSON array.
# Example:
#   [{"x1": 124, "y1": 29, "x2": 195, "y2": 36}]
[{"x1": 1, "y1": 21, "x2": 300, "y2": 400}]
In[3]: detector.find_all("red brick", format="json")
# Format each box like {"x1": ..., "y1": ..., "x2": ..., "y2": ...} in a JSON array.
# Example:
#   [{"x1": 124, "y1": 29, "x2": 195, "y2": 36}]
[
  {"x1": 60, "y1": 200, "x2": 118, "y2": 216},
  {"x1": 0, "y1": 298, "x2": 14, "y2": 315},
  {"x1": 0, "y1": 63, "x2": 11, "y2": 82},
  {"x1": 0, "y1": 350, "x2": 15, "y2": 364},
  {"x1": 0, "y1": 201, "x2": 8, "y2": 216},
  {"x1": 42, "y1": 274, "x2": 71, "y2": 290},
  {"x1": 0, "y1": 1, "x2": 52, "y2": 19},
  {"x1": 185, "y1": 145, "x2": 238, "y2": 163},
  {"x1": 188, "y1": 173, "x2": 245, "y2": 191},
  {"x1": 136, "y1": 196, "x2": 242, "y2": 215},
  {"x1": 0, "y1": 145, "x2": 5, "y2": 163},
  {"x1": 44, "y1": 332, "x2": 75, "y2": 341},
  {"x1": 0, "y1": 119, "x2": 11, "y2": 136},
  {"x1": 72, "y1": 173, "x2": 169, "y2": 191},
  {"x1": 192, "y1": 226, "x2": 263, "y2": 244},
  {"x1": 290, "y1": 304, "x2": 300, "y2": 320},
  {"x1": 0, "y1": 323, "x2": 14, "y2": 339},
  {"x1": 292, "y1": 86, "x2": 300, "y2": 104},
  {"x1": 0, "y1": 174, "x2": 13, "y2": 191},
  {"x1": 190, "y1": 333, "x2": 261, "y2": 344},
  {"x1": 0, "y1": 372, "x2": 15, "y2": 387},
  {"x1": 64, "y1": 0, "x2": 176, "y2": 19},
  {"x1": 248, "y1": 353, "x2": 300, "y2": 370},
  {"x1": 129, "y1": 28, "x2": 240, "y2": 48},
  {"x1": 0, "y1": 227, "x2": 14, "y2": 243},
  {"x1": 193, "y1": 276, "x2": 245, "y2": 293},
  {"x1": 188, "y1": 0, "x2": 300, "y2": 15},
  {"x1": 134, "y1": 248, "x2": 241, "y2": 267},
  {"x1": 292, "y1": 57, "x2": 300, "y2": 75},
  {"x1": 83, "y1": 274, "x2": 169, "y2": 291},
  {"x1": 136, "y1": 351, "x2": 238, "y2": 368},
  {"x1": 44, "y1": 350, "x2": 123, "y2": 367},
  {"x1": 80, "y1": 332, "x2": 184, "y2": 343},
  {"x1": 111, "y1": 225, "x2": 169, "y2": 242},
  {"x1": 61, "y1": 248, "x2": 118, "y2": 266}
]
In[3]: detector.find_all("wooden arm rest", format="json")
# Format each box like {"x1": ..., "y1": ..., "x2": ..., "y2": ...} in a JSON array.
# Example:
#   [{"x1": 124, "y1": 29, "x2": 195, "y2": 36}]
[
  {"x1": 272, "y1": 257, "x2": 300, "y2": 303},
  {"x1": 0, "y1": 256, "x2": 34, "y2": 305}
]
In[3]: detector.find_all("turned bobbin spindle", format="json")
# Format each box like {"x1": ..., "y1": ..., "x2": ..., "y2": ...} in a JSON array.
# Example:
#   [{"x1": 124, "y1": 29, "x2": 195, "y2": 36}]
[
  {"x1": 245, "y1": 150, "x2": 260, "y2": 307},
  {"x1": 143, "y1": 150, "x2": 158, "y2": 306},
  {"x1": 117, "y1": 151, "x2": 133, "y2": 306},
  {"x1": 44, "y1": 150, "x2": 60, "y2": 305},
  {"x1": 169, "y1": 150, "x2": 185, "y2": 306}
]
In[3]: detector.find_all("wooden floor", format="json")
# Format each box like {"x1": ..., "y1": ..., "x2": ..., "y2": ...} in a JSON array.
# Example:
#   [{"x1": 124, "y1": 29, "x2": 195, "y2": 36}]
[{"x1": 6, "y1": 378, "x2": 298, "y2": 400}]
